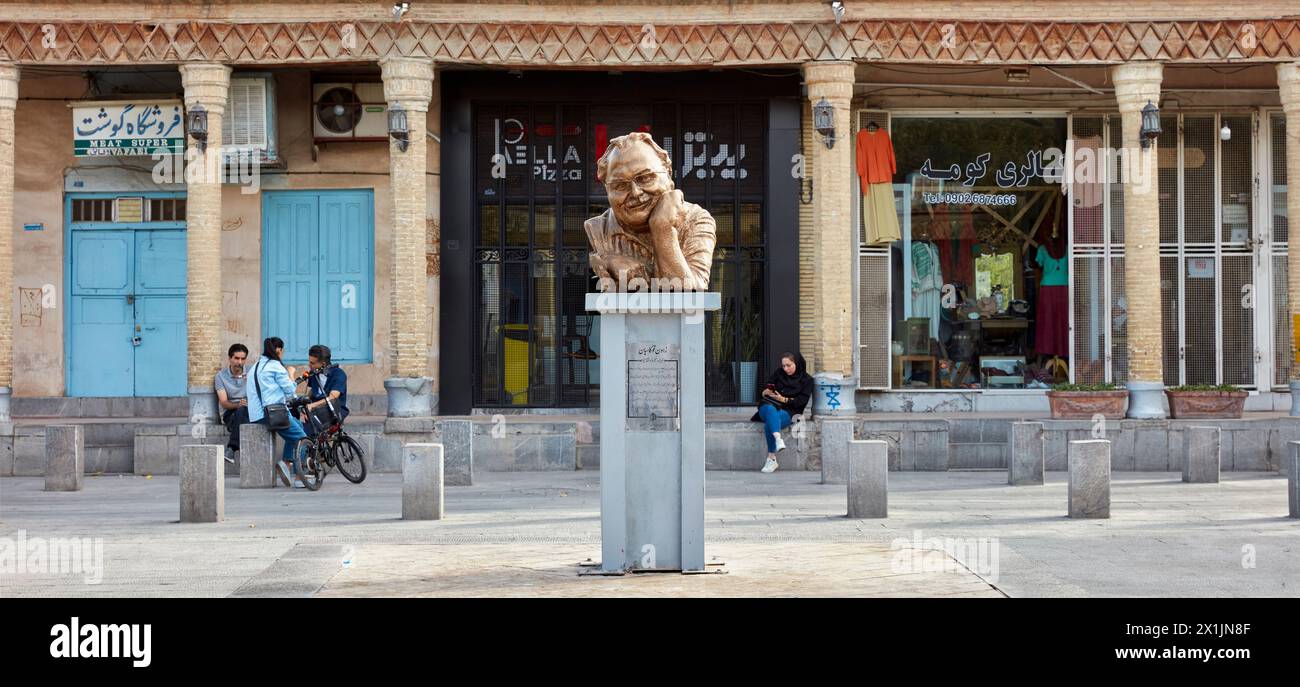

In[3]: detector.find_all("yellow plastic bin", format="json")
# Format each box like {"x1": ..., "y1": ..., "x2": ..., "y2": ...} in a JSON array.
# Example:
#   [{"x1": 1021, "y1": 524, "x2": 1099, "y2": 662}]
[{"x1": 503, "y1": 324, "x2": 530, "y2": 405}]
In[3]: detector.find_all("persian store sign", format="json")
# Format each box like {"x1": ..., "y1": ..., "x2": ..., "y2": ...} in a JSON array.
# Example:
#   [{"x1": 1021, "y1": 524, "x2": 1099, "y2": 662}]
[{"x1": 72, "y1": 100, "x2": 184, "y2": 157}]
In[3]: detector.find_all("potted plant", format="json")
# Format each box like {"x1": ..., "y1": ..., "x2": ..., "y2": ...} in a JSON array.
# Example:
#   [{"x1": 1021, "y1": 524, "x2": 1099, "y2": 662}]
[
  {"x1": 1166, "y1": 384, "x2": 1248, "y2": 419},
  {"x1": 737, "y1": 310, "x2": 762, "y2": 405},
  {"x1": 1046, "y1": 382, "x2": 1128, "y2": 419}
]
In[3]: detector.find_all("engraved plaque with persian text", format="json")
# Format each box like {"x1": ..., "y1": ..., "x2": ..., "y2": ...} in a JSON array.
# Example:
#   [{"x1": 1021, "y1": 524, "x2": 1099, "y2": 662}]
[{"x1": 626, "y1": 342, "x2": 679, "y2": 423}]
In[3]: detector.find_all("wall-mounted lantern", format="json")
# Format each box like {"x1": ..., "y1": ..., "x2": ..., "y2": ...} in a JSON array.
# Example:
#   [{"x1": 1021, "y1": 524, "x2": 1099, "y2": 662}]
[
  {"x1": 1139, "y1": 100, "x2": 1161, "y2": 149},
  {"x1": 388, "y1": 102, "x2": 410, "y2": 153},
  {"x1": 186, "y1": 104, "x2": 208, "y2": 153},
  {"x1": 813, "y1": 97, "x2": 836, "y2": 149}
]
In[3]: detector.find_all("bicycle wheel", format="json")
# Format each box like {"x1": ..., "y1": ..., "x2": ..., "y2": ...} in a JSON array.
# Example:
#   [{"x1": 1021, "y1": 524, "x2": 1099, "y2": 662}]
[
  {"x1": 293, "y1": 439, "x2": 324, "y2": 491},
  {"x1": 332, "y1": 434, "x2": 367, "y2": 484}
]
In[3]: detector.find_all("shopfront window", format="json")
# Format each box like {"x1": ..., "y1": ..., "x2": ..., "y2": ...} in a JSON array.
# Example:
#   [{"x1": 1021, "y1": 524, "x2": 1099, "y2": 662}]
[
  {"x1": 472, "y1": 102, "x2": 767, "y2": 407},
  {"x1": 882, "y1": 117, "x2": 1069, "y2": 390}
]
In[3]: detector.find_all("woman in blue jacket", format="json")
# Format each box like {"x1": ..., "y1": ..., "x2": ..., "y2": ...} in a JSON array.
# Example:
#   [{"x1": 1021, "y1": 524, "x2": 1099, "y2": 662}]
[{"x1": 245, "y1": 337, "x2": 309, "y2": 488}]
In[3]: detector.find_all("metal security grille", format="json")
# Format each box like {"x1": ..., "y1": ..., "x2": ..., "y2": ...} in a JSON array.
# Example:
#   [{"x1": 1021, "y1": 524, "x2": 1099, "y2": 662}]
[
  {"x1": 1071, "y1": 116, "x2": 1108, "y2": 384},
  {"x1": 856, "y1": 109, "x2": 892, "y2": 389},
  {"x1": 1272, "y1": 113, "x2": 1291, "y2": 386},
  {"x1": 858, "y1": 252, "x2": 890, "y2": 388},
  {"x1": 1071, "y1": 112, "x2": 1259, "y2": 387},
  {"x1": 472, "y1": 101, "x2": 768, "y2": 407},
  {"x1": 71, "y1": 196, "x2": 186, "y2": 222}
]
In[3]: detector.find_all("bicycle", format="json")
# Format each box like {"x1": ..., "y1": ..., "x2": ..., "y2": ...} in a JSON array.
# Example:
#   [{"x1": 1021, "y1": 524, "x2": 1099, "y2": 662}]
[{"x1": 287, "y1": 395, "x2": 367, "y2": 491}]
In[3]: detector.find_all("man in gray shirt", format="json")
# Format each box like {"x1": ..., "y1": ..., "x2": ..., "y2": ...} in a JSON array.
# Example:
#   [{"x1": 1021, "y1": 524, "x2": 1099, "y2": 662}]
[{"x1": 215, "y1": 343, "x2": 250, "y2": 463}]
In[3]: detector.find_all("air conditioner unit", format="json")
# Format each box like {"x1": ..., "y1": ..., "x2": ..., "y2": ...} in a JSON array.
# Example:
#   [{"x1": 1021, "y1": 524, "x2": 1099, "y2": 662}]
[
  {"x1": 223, "y1": 74, "x2": 278, "y2": 164},
  {"x1": 313, "y1": 82, "x2": 387, "y2": 141}
]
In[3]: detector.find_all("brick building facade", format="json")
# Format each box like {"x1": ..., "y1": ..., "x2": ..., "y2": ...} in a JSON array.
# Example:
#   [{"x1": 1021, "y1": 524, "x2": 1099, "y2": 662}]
[{"x1": 1, "y1": 1, "x2": 1299, "y2": 473}]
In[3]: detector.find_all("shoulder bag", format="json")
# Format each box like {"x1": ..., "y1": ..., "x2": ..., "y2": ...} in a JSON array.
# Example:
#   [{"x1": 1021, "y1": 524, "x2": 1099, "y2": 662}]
[{"x1": 254, "y1": 360, "x2": 291, "y2": 431}]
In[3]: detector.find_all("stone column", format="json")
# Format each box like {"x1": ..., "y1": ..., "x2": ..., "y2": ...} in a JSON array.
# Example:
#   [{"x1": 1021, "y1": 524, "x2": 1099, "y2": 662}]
[
  {"x1": 381, "y1": 57, "x2": 436, "y2": 418},
  {"x1": 1111, "y1": 62, "x2": 1166, "y2": 418},
  {"x1": 179, "y1": 63, "x2": 231, "y2": 424},
  {"x1": 847, "y1": 439, "x2": 888, "y2": 518},
  {"x1": 819, "y1": 418, "x2": 853, "y2": 484},
  {"x1": 1068, "y1": 439, "x2": 1111, "y2": 519},
  {"x1": 0, "y1": 64, "x2": 17, "y2": 423},
  {"x1": 180, "y1": 444, "x2": 224, "y2": 523},
  {"x1": 1009, "y1": 421, "x2": 1045, "y2": 486},
  {"x1": 44, "y1": 425, "x2": 84, "y2": 492},
  {"x1": 402, "y1": 442, "x2": 444, "y2": 520},
  {"x1": 1277, "y1": 63, "x2": 1300, "y2": 413},
  {"x1": 803, "y1": 61, "x2": 857, "y2": 415}
]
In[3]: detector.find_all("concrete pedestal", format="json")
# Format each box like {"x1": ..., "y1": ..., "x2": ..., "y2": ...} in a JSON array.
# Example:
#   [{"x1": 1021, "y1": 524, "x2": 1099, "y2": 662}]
[
  {"x1": 385, "y1": 377, "x2": 433, "y2": 418},
  {"x1": 847, "y1": 439, "x2": 888, "y2": 518},
  {"x1": 44, "y1": 424, "x2": 84, "y2": 492},
  {"x1": 240, "y1": 422, "x2": 274, "y2": 488},
  {"x1": 587, "y1": 291, "x2": 720, "y2": 573},
  {"x1": 402, "y1": 443, "x2": 444, "y2": 520},
  {"x1": 1068, "y1": 439, "x2": 1111, "y2": 519},
  {"x1": 813, "y1": 373, "x2": 857, "y2": 415},
  {"x1": 1182, "y1": 426, "x2": 1220, "y2": 484},
  {"x1": 1126, "y1": 381, "x2": 1166, "y2": 419},
  {"x1": 820, "y1": 419, "x2": 853, "y2": 485},
  {"x1": 180, "y1": 444, "x2": 224, "y2": 523},
  {"x1": 188, "y1": 385, "x2": 219, "y2": 424},
  {"x1": 1009, "y1": 421, "x2": 1044, "y2": 486}
]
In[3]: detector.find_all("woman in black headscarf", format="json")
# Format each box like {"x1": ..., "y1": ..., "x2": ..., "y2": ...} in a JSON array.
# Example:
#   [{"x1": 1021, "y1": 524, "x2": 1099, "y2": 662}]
[{"x1": 750, "y1": 351, "x2": 813, "y2": 473}]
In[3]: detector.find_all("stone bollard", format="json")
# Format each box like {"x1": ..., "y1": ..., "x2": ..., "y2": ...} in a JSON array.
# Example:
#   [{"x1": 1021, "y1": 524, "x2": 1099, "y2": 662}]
[
  {"x1": 1289, "y1": 443, "x2": 1299, "y2": 519},
  {"x1": 847, "y1": 440, "x2": 888, "y2": 518},
  {"x1": 1009, "y1": 421, "x2": 1045, "y2": 486},
  {"x1": 820, "y1": 419, "x2": 853, "y2": 485},
  {"x1": 1068, "y1": 440, "x2": 1111, "y2": 519},
  {"x1": 1182, "y1": 426, "x2": 1221, "y2": 484},
  {"x1": 402, "y1": 443, "x2": 444, "y2": 520},
  {"x1": 44, "y1": 425, "x2": 85, "y2": 492},
  {"x1": 180, "y1": 445, "x2": 224, "y2": 523},
  {"x1": 239, "y1": 422, "x2": 275, "y2": 488},
  {"x1": 440, "y1": 419, "x2": 473, "y2": 486}
]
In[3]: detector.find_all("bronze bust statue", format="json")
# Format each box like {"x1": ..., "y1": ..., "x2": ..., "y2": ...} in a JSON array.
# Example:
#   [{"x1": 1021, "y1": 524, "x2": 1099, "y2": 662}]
[{"x1": 586, "y1": 132, "x2": 717, "y2": 292}]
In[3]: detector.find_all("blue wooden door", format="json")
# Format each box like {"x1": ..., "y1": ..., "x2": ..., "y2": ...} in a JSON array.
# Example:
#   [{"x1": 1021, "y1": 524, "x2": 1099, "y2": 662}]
[
  {"x1": 133, "y1": 230, "x2": 187, "y2": 396},
  {"x1": 317, "y1": 192, "x2": 372, "y2": 362},
  {"x1": 263, "y1": 191, "x2": 373, "y2": 363},
  {"x1": 69, "y1": 230, "x2": 135, "y2": 396},
  {"x1": 69, "y1": 220, "x2": 188, "y2": 397}
]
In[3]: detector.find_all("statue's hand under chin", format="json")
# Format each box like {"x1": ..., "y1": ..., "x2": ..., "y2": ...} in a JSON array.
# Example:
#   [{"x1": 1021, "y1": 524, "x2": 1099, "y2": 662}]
[{"x1": 648, "y1": 189, "x2": 685, "y2": 242}]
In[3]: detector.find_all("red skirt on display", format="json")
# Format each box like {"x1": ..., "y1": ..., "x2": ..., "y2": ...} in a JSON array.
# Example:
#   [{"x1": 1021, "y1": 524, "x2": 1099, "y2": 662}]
[{"x1": 1035, "y1": 285, "x2": 1069, "y2": 358}]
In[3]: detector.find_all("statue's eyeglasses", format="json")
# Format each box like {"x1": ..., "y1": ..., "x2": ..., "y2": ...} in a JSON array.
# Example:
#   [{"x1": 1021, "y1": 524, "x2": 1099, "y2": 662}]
[{"x1": 605, "y1": 170, "x2": 663, "y2": 194}]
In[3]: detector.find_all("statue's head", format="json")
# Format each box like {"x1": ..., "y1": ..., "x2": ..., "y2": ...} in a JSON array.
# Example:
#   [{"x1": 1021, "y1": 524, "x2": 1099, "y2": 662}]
[{"x1": 597, "y1": 132, "x2": 674, "y2": 231}]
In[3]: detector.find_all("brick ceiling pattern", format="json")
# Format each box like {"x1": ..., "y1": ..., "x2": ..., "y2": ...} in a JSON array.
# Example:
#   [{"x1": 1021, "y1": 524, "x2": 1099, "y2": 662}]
[{"x1": 1, "y1": 20, "x2": 1297, "y2": 66}]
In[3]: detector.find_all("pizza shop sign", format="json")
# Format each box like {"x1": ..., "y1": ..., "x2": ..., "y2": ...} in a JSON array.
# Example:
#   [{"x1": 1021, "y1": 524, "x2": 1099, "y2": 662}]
[{"x1": 72, "y1": 100, "x2": 184, "y2": 157}]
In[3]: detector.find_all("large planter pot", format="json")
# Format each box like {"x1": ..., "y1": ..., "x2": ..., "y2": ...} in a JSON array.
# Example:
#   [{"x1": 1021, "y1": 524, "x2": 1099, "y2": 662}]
[
  {"x1": 733, "y1": 361, "x2": 758, "y2": 404},
  {"x1": 1166, "y1": 390, "x2": 1248, "y2": 419},
  {"x1": 1046, "y1": 390, "x2": 1128, "y2": 419}
]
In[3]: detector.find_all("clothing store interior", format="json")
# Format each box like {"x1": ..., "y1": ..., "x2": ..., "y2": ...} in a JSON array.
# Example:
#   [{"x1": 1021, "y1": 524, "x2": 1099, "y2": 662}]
[{"x1": 858, "y1": 116, "x2": 1071, "y2": 390}]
